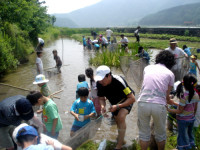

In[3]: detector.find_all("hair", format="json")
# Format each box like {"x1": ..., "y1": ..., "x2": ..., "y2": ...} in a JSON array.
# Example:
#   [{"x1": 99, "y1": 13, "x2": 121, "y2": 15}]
[
  {"x1": 78, "y1": 74, "x2": 86, "y2": 82},
  {"x1": 182, "y1": 45, "x2": 187, "y2": 50},
  {"x1": 194, "y1": 55, "x2": 197, "y2": 59},
  {"x1": 120, "y1": 34, "x2": 124, "y2": 37},
  {"x1": 26, "y1": 91, "x2": 43, "y2": 106},
  {"x1": 155, "y1": 50, "x2": 176, "y2": 69},
  {"x1": 36, "y1": 52, "x2": 42, "y2": 56},
  {"x1": 77, "y1": 87, "x2": 89, "y2": 97},
  {"x1": 17, "y1": 128, "x2": 36, "y2": 147},
  {"x1": 85, "y1": 68, "x2": 94, "y2": 79},
  {"x1": 137, "y1": 26, "x2": 141, "y2": 29},
  {"x1": 52, "y1": 49, "x2": 57, "y2": 53},
  {"x1": 176, "y1": 74, "x2": 197, "y2": 103},
  {"x1": 138, "y1": 46, "x2": 143, "y2": 54},
  {"x1": 105, "y1": 72, "x2": 112, "y2": 78}
]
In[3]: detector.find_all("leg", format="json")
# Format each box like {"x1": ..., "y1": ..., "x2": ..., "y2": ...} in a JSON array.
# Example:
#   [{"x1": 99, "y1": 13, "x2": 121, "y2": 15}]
[
  {"x1": 0, "y1": 126, "x2": 15, "y2": 150},
  {"x1": 137, "y1": 102, "x2": 151, "y2": 150},
  {"x1": 188, "y1": 121, "x2": 195, "y2": 147},
  {"x1": 115, "y1": 108, "x2": 128, "y2": 149},
  {"x1": 151, "y1": 104, "x2": 167, "y2": 150}
]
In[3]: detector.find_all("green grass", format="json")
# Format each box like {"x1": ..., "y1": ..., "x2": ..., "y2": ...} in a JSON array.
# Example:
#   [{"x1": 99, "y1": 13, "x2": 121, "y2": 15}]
[{"x1": 76, "y1": 140, "x2": 99, "y2": 150}]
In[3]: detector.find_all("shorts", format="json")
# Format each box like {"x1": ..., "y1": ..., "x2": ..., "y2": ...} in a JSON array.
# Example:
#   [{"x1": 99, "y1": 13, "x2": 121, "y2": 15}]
[
  {"x1": 45, "y1": 131, "x2": 59, "y2": 140},
  {"x1": 0, "y1": 125, "x2": 15, "y2": 148},
  {"x1": 71, "y1": 125, "x2": 82, "y2": 132},
  {"x1": 112, "y1": 104, "x2": 133, "y2": 116},
  {"x1": 137, "y1": 102, "x2": 167, "y2": 142},
  {"x1": 107, "y1": 37, "x2": 111, "y2": 41}
]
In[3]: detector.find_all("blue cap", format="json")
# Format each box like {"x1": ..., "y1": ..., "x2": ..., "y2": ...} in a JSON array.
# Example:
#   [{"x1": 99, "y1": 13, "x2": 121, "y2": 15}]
[
  {"x1": 16, "y1": 126, "x2": 38, "y2": 139},
  {"x1": 16, "y1": 98, "x2": 34, "y2": 120}
]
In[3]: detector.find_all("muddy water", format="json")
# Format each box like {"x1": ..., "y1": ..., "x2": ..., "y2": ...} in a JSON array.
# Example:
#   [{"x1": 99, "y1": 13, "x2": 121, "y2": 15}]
[{"x1": 0, "y1": 38, "x2": 139, "y2": 147}]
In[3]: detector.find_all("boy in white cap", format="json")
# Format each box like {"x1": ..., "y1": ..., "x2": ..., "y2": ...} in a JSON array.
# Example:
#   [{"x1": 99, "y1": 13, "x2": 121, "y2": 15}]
[
  {"x1": 33, "y1": 74, "x2": 51, "y2": 97},
  {"x1": 95, "y1": 65, "x2": 136, "y2": 150}
]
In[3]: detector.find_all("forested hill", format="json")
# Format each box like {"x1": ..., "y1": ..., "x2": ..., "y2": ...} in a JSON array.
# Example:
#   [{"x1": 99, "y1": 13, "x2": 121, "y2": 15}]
[
  {"x1": 54, "y1": 0, "x2": 199, "y2": 27},
  {"x1": 139, "y1": 3, "x2": 200, "y2": 26}
]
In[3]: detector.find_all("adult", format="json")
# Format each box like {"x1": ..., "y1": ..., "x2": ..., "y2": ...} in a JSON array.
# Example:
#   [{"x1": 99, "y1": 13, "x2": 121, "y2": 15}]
[
  {"x1": 91, "y1": 31, "x2": 97, "y2": 40},
  {"x1": 120, "y1": 34, "x2": 128, "y2": 50},
  {"x1": 99, "y1": 35, "x2": 108, "y2": 49},
  {"x1": 137, "y1": 50, "x2": 176, "y2": 150},
  {"x1": 95, "y1": 65, "x2": 136, "y2": 150},
  {"x1": 0, "y1": 95, "x2": 35, "y2": 150},
  {"x1": 37, "y1": 38, "x2": 44, "y2": 51},
  {"x1": 106, "y1": 27, "x2": 113, "y2": 42},
  {"x1": 134, "y1": 26, "x2": 141, "y2": 43},
  {"x1": 165, "y1": 38, "x2": 188, "y2": 81}
]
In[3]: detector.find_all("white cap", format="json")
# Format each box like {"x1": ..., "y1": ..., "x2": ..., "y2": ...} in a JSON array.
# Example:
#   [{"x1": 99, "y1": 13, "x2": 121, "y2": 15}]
[
  {"x1": 33, "y1": 74, "x2": 49, "y2": 84},
  {"x1": 95, "y1": 65, "x2": 110, "y2": 81},
  {"x1": 12, "y1": 123, "x2": 29, "y2": 144}
]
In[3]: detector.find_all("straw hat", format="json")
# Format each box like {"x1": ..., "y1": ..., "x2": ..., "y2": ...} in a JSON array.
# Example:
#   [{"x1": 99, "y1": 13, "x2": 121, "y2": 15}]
[
  {"x1": 33, "y1": 74, "x2": 49, "y2": 84},
  {"x1": 191, "y1": 55, "x2": 196, "y2": 59},
  {"x1": 169, "y1": 38, "x2": 177, "y2": 44}
]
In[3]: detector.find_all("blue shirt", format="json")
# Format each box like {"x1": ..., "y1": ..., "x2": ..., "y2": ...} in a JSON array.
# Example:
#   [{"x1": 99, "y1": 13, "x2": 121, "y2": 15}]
[
  {"x1": 83, "y1": 37, "x2": 86, "y2": 46},
  {"x1": 189, "y1": 62, "x2": 197, "y2": 76},
  {"x1": 94, "y1": 44, "x2": 100, "y2": 48},
  {"x1": 139, "y1": 51, "x2": 150, "y2": 63},
  {"x1": 24, "y1": 144, "x2": 54, "y2": 150},
  {"x1": 76, "y1": 81, "x2": 89, "y2": 92},
  {"x1": 70, "y1": 99, "x2": 96, "y2": 127},
  {"x1": 184, "y1": 47, "x2": 191, "y2": 57}
]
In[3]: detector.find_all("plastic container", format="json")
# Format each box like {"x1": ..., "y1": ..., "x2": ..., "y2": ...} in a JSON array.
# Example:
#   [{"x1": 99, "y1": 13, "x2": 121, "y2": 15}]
[
  {"x1": 98, "y1": 139, "x2": 106, "y2": 150},
  {"x1": 78, "y1": 115, "x2": 84, "y2": 122}
]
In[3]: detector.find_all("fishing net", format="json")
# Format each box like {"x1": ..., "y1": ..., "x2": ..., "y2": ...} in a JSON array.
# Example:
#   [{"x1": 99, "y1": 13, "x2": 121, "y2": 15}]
[
  {"x1": 65, "y1": 116, "x2": 102, "y2": 149},
  {"x1": 120, "y1": 56, "x2": 148, "y2": 89}
]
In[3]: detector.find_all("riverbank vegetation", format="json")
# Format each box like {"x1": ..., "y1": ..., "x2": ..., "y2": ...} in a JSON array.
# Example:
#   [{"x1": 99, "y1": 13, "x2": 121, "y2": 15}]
[{"x1": 0, "y1": 0, "x2": 56, "y2": 74}]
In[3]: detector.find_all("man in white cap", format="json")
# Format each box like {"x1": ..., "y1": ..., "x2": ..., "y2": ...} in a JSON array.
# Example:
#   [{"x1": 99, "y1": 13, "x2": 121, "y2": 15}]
[
  {"x1": 95, "y1": 65, "x2": 136, "y2": 150},
  {"x1": 165, "y1": 38, "x2": 188, "y2": 81}
]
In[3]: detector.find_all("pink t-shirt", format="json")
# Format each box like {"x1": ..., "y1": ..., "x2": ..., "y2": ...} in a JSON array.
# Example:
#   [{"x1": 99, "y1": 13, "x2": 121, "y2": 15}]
[{"x1": 138, "y1": 64, "x2": 175, "y2": 105}]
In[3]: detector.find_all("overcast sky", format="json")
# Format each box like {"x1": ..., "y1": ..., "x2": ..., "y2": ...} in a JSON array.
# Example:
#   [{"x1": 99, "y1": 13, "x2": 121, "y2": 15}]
[{"x1": 41, "y1": 0, "x2": 102, "y2": 14}]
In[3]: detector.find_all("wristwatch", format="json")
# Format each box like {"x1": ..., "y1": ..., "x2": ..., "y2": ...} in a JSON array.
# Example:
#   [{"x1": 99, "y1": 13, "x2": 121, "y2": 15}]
[{"x1": 117, "y1": 104, "x2": 120, "y2": 110}]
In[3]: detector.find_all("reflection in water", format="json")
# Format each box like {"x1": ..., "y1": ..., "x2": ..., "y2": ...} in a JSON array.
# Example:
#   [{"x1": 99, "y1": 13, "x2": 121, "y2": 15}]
[{"x1": 0, "y1": 38, "x2": 140, "y2": 146}]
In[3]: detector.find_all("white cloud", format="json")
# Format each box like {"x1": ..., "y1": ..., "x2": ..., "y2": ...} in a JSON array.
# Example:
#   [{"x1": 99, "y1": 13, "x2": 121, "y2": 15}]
[{"x1": 41, "y1": 0, "x2": 102, "y2": 14}]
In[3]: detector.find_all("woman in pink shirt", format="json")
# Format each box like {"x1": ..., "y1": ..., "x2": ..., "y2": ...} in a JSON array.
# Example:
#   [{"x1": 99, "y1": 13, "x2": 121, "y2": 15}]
[{"x1": 137, "y1": 50, "x2": 176, "y2": 150}]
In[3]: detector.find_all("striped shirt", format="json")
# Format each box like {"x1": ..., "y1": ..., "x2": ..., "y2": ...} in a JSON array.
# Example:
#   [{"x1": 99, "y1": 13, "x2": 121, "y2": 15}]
[{"x1": 177, "y1": 91, "x2": 200, "y2": 121}]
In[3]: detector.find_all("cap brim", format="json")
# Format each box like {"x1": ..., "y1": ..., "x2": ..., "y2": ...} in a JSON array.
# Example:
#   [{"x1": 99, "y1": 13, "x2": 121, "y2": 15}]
[
  {"x1": 33, "y1": 79, "x2": 49, "y2": 84},
  {"x1": 12, "y1": 123, "x2": 29, "y2": 143},
  {"x1": 94, "y1": 75, "x2": 105, "y2": 81},
  {"x1": 170, "y1": 42, "x2": 177, "y2": 44},
  {"x1": 20, "y1": 110, "x2": 34, "y2": 120}
]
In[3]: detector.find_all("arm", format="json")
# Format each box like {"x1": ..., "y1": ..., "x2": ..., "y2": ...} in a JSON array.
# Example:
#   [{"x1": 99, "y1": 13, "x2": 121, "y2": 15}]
[
  {"x1": 195, "y1": 62, "x2": 200, "y2": 73},
  {"x1": 84, "y1": 112, "x2": 95, "y2": 120},
  {"x1": 36, "y1": 63, "x2": 41, "y2": 74},
  {"x1": 70, "y1": 111, "x2": 79, "y2": 121},
  {"x1": 110, "y1": 93, "x2": 135, "y2": 113},
  {"x1": 166, "y1": 85, "x2": 174, "y2": 105},
  {"x1": 99, "y1": 96, "x2": 106, "y2": 113},
  {"x1": 51, "y1": 118, "x2": 58, "y2": 136},
  {"x1": 167, "y1": 105, "x2": 184, "y2": 114}
]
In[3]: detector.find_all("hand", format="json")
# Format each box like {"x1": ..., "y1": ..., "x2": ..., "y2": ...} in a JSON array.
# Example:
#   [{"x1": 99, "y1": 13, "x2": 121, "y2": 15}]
[
  {"x1": 109, "y1": 105, "x2": 117, "y2": 112},
  {"x1": 101, "y1": 106, "x2": 106, "y2": 114},
  {"x1": 84, "y1": 115, "x2": 89, "y2": 120},
  {"x1": 74, "y1": 114, "x2": 79, "y2": 121},
  {"x1": 135, "y1": 54, "x2": 139, "y2": 56},
  {"x1": 46, "y1": 140, "x2": 54, "y2": 148},
  {"x1": 165, "y1": 104, "x2": 169, "y2": 111},
  {"x1": 168, "y1": 99, "x2": 174, "y2": 105},
  {"x1": 36, "y1": 109, "x2": 43, "y2": 114},
  {"x1": 51, "y1": 130, "x2": 55, "y2": 136}
]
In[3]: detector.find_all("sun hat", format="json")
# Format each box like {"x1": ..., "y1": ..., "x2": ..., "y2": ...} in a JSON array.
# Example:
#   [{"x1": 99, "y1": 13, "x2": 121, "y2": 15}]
[
  {"x1": 15, "y1": 98, "x2": 34, "y2": 120},
  {"x1": 33, "y1": 74, "x2": 49, "y2": 84},
  {"x1": 12, "y1": 123, "x2": 29, "y2": 143},
  {"x1": 169, "y1": 38, "x2": 177, "y2": 44},
  {"x1": 95, "y1": 65, "x2": 110, "y2": 81},
  {"x1": 16, "y1": 126, "x2": 38, "y2": 139},
  {"x1": 191, "y1": 55, "x2": 196, "y2": 59}
]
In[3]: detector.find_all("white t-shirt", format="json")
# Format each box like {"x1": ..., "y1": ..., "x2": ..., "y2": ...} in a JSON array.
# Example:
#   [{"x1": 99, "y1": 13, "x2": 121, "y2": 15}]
[
  {"x1": 102, "y1": 37, "x2": 108, "y2": 44},
  {"x1": 36, "y1": 57, "x2": 43, "y2": 74},
  {"x1": 134, "y1": 29, "x2": 139, "y2": 35},
  {"x1": 138, "y1": 64, "x2": 175, "y2": 105},
  {"x1": 106, "y1": 29, "x2": 113, "y2": 37},
  {"x1": 120, "y1": 37, "x2": 128, "y2": 43},
  {"x1": 38, "y1": 38, "x2": 44, "y2": 44},
  {"x1": 165, "y1": 47, "x2": 186, "y2": 70}
]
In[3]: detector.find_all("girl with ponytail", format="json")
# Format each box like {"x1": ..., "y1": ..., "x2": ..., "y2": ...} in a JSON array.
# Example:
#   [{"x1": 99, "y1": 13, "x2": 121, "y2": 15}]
[{"x1": 167, "y1": 74, "x2": 199, "y2": 150}]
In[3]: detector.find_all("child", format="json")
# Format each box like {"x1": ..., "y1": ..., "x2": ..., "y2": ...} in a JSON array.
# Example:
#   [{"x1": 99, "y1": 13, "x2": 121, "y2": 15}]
[
  {"x1": 189, "y1": 55, "x2": 200, "y2": 76},
  {"x1": 52, "y1": 50, "x2": 62, "y2": 73},
  {"x1": 183, "y1": 45, "x2": 191, "y2": 57},
  {"x1": 36, "y1": 51, "x2": 43, "y2": 75},
  {"x1": 135, "y1": 46, "x2": 150, "y2": 64},
  {"x1": 70, "y1": 87, "x2": 96, "y2": 137},
  {"x1": 194, "y1": 85, "x2": 200, "y2": 141},
  {"x1": 87, "y1": 37, "x2": 92, "y2": 50},
  {"x1": 167, "y1": 74, "x2": 200, "y2": 150},
  {"x1": 76, "y1": 74, "x2": 89, "y2": 99},
  {"x1": 82, "y1": 36, "x2": 87, "y2": 50},
  {"x1": 26, "y1": 91, "x2": 63, "y2": 139},
  {"x1": 16, "y1": 125, "x2": 54, "y2": 150},
  {"x1": 33, "y1": 74, "x2": 51, "y2": 97},
  {"x1": 85, "y1": 68, "x2": 101, "y2": 116}
]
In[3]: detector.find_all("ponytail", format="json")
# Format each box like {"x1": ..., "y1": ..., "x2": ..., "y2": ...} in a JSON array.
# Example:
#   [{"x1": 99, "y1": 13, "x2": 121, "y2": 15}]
[{"x1": 176, "y1": 83, "x2": 184, "y2": 100}]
